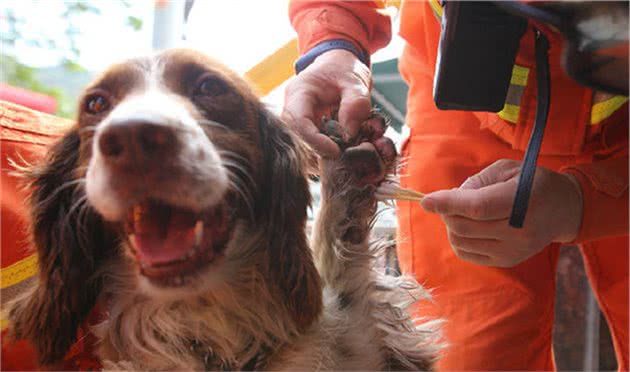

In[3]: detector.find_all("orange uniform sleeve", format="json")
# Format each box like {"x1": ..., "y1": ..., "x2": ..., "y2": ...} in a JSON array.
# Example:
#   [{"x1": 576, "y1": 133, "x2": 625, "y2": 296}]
[
  {"x1": 562, "y1": 149, "x2": 629, "y2": 243},
  {"x1": 288, "y1": 0, "x2": 392, "y2": 56}
]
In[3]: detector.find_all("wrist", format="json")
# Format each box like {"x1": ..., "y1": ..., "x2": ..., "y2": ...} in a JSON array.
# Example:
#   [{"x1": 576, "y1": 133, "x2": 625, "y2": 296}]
[{"x1": 295, "y1": 39, "x2": 370, "y2": 74}]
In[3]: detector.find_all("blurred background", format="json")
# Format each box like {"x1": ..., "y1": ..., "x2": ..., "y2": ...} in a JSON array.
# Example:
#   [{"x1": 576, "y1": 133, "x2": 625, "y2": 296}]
[
  {"x1": 0, "y1": 1, "x2": 616, "y2": 369},
  {"x1": 1, "y1": 0, "x2": 152, "y2": 117},
  {"x1": 0, "y1": 0, "x2": 404, "y2": 118}
]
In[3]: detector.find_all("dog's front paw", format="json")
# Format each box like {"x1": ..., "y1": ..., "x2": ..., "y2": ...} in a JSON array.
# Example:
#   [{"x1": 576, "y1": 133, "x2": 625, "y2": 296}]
[{"x1": 322, "y1": 111, "x2": 397, "y2": 186}]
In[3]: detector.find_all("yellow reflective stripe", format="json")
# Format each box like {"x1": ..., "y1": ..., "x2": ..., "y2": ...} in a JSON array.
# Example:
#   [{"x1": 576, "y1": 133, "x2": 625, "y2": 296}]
[
  {"x1": 429, "y1": 0, "x2": 443, "y2": 19},
  {"x1": 498, "y1": 104, "x2": 520, "y2": 123},
  {"x1": 1, "y1": 254, "x2": 38, "y2": 289},
  {"x1": 244, "y1": 38, "x2": 298, "y2": 97},
  {"x1": 1, "y1": 255, "x2": 38, "y2": 333},
  {"x1": 591, "y1": 95, "x2": 628, "y2": 125},
  {"x1": 497, "y1": 65, "x2": 530, "y2": 123},
  {"x1": 510, "y1": 65, "x2": 529, "y2": 86},
  {"x1": 385, "y1": 0, "x2": 401, "y2": 9}
]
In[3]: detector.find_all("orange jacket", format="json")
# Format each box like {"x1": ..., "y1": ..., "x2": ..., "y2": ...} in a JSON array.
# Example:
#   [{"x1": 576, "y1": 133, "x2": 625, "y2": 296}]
[
  {"x1": 1, "y1": 101, "x2": 102, "y2": 370},
  {"x1": 289, "y1": 0, "x2": 629, "y2": 242}
]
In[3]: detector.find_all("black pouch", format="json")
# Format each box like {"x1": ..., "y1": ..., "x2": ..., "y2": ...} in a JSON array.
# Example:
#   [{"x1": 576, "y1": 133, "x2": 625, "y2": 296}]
[{"x1": 433, "y1": 1, "x2": 528, "y2": 112}]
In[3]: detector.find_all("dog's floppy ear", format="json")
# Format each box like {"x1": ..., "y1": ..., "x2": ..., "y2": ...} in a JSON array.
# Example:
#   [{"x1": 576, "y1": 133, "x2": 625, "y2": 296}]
[
  {"x1": 258, "y1": 109, "x2": 323, "y2": 331},
  {"x1": 7, "y1": 129, "x2": 118, "y2": 366}
]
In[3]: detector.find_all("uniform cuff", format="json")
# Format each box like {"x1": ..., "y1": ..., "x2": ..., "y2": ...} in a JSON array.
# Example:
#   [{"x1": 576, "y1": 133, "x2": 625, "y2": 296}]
[{"x1": 562, "y1": 166, "x2": 629, "y2": 243}]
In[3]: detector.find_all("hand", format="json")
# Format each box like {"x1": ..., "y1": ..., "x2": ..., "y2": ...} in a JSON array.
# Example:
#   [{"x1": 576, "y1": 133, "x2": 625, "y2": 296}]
[
  {"x1": 282, "y1": 49, "x2": 373, "y2": 158},
  {"x1": 421, "y1": 159, "x2": 583, "y2": 268}
]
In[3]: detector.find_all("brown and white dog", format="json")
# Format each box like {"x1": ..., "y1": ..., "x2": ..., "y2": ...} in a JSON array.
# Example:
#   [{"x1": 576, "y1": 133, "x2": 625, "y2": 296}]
[{"x1": 6, "y1": 49, "x2": 440, "y2": 370}]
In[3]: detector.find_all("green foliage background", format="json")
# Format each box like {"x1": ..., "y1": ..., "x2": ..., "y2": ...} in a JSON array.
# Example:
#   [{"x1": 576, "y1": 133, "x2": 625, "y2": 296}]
[{"x1": 0, "y1": 1, "x2": 142, "y2": 118}]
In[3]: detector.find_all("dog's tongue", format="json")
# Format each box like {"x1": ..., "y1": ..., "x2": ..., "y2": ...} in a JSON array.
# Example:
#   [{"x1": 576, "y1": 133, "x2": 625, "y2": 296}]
[{"x1": 130, "y1": 203, "x2": 201, "y2": 265}]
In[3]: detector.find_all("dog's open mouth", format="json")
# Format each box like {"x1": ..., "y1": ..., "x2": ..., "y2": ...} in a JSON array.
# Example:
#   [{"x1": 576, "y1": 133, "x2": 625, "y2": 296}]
[{"x1": 125, "y1": 200, "x2": 233, "y2": 285}]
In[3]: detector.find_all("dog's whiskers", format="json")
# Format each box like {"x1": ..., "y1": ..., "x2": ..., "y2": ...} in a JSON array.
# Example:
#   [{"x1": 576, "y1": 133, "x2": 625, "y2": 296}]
[
  {"x1": 225, "y1": 169, "x2": 255, "y2": 220},
  {"x1": 222, "y1": 159, "x2": 257, "y2": 192},
  {"x1": 219, "y1": 151, "x2": 258, "y2": 220},
  {"x1": 198, "y1": 119, "x2": 230, "y2": 131},
  {"x1": 63, "y1": 193, "x2": 93, "y2": 257},
  {"x1": 36, "y1": 178, "x2": 86, "y2": 207}
]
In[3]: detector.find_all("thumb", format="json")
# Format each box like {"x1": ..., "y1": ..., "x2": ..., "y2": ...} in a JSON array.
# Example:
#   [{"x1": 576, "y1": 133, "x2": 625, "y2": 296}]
[
  {"x1": 421, "y1": 178, "x2": 517, "y2": 220},
  {"x1": 460, "y1": 159, "x2": 522, "y2": 190}
]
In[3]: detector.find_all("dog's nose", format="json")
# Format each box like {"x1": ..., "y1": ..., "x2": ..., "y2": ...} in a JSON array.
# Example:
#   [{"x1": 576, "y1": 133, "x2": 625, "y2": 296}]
[{"x1": 98, "y1": 121, "x2": 177, "y2": 165}]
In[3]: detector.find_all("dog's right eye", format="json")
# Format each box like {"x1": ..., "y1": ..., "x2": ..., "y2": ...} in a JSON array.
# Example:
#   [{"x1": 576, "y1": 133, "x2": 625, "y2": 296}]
[
  {"x1": 194, "y1": 76, "x2": 227, "y2": 97},
  {"x1": 85, "y1": 95, "x2": 110, "y2": 115}
]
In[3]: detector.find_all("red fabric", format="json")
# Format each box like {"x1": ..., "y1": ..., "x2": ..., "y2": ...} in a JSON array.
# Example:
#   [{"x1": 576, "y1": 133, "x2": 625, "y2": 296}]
[
  {"x1": 1, "y1": 323, "x2": 103, "y2": 371},
  {"x1": 288, "y1": 1, "x2": 391, "y2": 56},
  {"x1": 1, "y1": 341, "x2": 38, "y2": 371},
  {"x1": 1, "y1": 100, "x2": 101, "y2": 370},
  {"x1": 1, "y1": 101, "x2": 67, "y2": 269},
  {"x1": 0, "y1": 83, "x2": 57, "y2": 114}
]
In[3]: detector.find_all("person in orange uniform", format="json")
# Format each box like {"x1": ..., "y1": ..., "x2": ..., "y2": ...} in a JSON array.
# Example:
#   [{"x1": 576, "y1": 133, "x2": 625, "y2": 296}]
[{"x1": 284, "y1": 1, "x2": 628, "y2": 370}]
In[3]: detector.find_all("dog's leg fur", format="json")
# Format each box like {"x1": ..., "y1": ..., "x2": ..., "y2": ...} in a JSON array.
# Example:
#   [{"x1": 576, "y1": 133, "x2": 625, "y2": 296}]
[{"x1": 311, "y1": 112, "x2": 441, "y2": 370}]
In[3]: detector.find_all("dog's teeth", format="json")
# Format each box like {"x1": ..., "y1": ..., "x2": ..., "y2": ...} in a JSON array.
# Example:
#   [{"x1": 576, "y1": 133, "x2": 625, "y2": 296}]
[{"x1": 194, "y1": 220, "x2": 204, "y2": 246}]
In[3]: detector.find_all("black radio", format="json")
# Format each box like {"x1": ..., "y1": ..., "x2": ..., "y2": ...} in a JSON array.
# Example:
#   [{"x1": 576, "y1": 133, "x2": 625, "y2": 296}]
[{"x1": 433, "y1": 1, "x2": 528, "y2": 112}]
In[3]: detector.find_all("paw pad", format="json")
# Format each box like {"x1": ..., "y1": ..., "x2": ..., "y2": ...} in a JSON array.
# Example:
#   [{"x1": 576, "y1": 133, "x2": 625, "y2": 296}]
[{"x1": 321, "y1": 111, "x2": 397, "y2": 186}]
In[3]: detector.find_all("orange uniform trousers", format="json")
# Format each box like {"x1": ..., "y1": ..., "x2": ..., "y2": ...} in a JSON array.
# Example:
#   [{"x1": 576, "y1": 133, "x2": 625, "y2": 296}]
[{"x1": 397, "y1": 79, "x2": 629, "y2": 371}]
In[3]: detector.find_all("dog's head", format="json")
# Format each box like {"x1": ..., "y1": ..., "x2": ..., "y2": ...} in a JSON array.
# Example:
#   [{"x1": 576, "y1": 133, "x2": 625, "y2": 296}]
[{"x1": 9, "y1": 49, "x2": 322, "y2": 365}]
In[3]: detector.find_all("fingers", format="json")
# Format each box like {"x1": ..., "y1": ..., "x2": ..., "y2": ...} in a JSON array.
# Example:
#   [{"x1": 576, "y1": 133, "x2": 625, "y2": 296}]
[
  {"x1": 423, "y1": 160, "x2": 571, "y2": 268},
  {"x1": 447, "y1": 229, "x2": 524, "y2": 268},
  {"x1": 282, "y1": 87, "x2": 339, "y2": 158},
  {"x1": 450, "y1": 247, "x2": 493, "y2": 266},
  {"x1": 446, "y1": 231, "x2": 501, "y2": 266},
  {"x1": 421, "y1": 178, "x2": 517, "y2": 220},
  {"x1": 460, "y1": 159, "x2": 521, "y2": 190},
  {"x1": 294, "y1": 117, "x2": 342, "y2": 158},
  {"x1": 441, "y1": 215, "x2": 514, "y2": 265},
  {"x1": 282, "y1": 49, "x2": 372, "y2": 159},
  {"x1": 422, "y1": 160, "x2": 523, "y2": 219},
  {"x1": 443, "y1": 215, "x2": 510, "y2": 239}
]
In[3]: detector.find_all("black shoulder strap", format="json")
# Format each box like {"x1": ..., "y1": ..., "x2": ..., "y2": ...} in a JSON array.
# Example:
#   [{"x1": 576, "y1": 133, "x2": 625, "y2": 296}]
[{"x1": 509, "y1": 29, "x2": 551, "y2": 228}]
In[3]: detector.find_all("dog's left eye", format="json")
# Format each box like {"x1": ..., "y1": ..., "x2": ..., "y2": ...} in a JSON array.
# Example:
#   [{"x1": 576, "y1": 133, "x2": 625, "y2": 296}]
[
  {"x1": 195, "y1": 77, "x2": 227, "y2": 97},
  {"x1": 85, "y1": 95, "x2": 110, "y2": 115}
]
